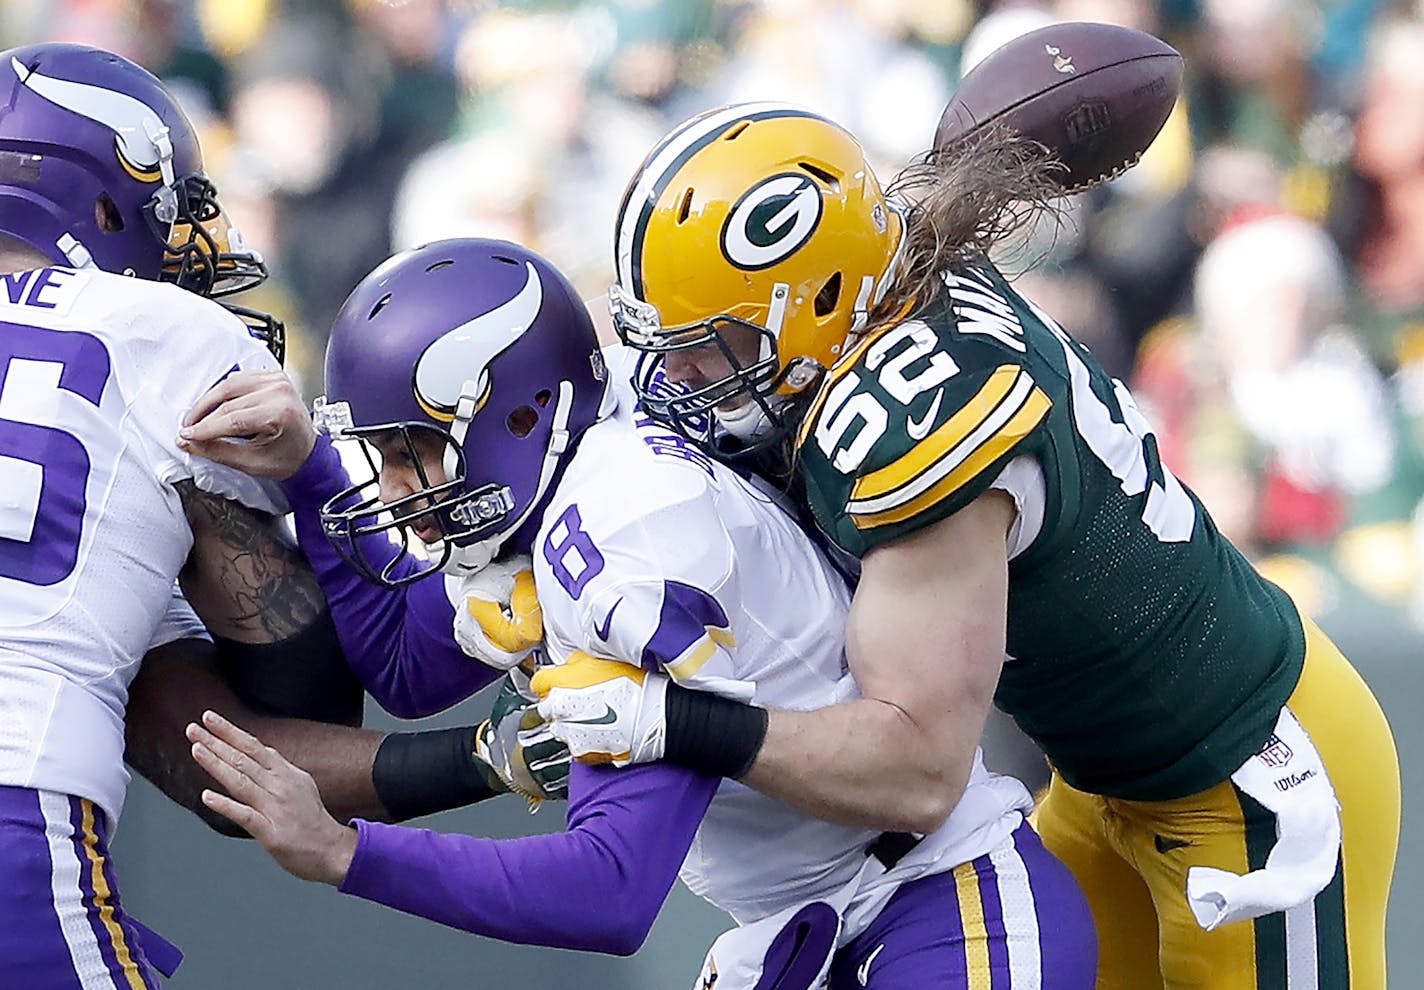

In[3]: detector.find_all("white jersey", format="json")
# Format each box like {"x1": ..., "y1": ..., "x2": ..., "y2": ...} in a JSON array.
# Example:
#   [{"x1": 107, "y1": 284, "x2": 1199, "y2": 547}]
[
  {"x1": 0, "y1": 267, "x2": 286, "y2": 823},
  {"x1": 535, "y1": 365, "x2": 1032, "y2": 934}
]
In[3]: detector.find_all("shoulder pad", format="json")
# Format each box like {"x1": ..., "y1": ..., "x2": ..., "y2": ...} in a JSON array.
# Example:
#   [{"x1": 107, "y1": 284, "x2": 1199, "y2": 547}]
[{"x1": 799, "y1": 297, "x2": 1052, "y2": 554}]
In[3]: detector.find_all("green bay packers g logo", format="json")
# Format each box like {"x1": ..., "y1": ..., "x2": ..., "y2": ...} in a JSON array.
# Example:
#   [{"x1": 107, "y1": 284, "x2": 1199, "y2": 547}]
[{"x1": 720, "y1": 173, "x2": 822, "y2": 271}]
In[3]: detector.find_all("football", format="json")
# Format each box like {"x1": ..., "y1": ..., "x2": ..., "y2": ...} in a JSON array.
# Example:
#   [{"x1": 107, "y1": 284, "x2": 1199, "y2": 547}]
[{"x1": 935, "y1": 21, "x2": 1183, "y2": 192}]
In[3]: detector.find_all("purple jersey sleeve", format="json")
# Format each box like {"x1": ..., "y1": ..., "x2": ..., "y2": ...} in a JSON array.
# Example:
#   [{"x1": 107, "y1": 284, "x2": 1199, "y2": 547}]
[
  {"x1": 338, "y1": 761, "x2": 718, "y2": 954},
  {"x1": 281, "y1": 435, "x2": 499, "y2": 717}
]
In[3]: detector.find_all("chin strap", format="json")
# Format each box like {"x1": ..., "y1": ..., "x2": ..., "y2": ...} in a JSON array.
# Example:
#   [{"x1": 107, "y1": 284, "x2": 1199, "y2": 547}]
[
  {"x1": 432, "y1": 379, "x2": 490, "y2": 575},
  {"x1": 55, "y1": 233, "x2": 94, "y2": 269},
  {"x1": 144, "y1": 116, "x2": 179, "y2": 227},
  {"x1": 764, "y1": 282, "x2": 790, "y2": 343},
  {"x1": 439, "y1": 379, "x2": 576, "y2": 577}
]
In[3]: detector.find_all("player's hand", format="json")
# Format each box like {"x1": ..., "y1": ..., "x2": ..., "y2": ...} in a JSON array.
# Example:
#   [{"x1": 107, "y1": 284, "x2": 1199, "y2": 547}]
[
  {"x1": 187, "y1": 710, "x2": 356, "y2": 886},
  {"x1": 178, "y1": 370, "x2": 316, "y2": 479},
  {"x1": 474, "y1": 665, "x2": 570, "y2": 810},
  {"x1": 532, "y1": 653, "x2": 669, "y2": 767},
  {"x1": 452, "y1": 556, "x2": 543, "y2": 670}
]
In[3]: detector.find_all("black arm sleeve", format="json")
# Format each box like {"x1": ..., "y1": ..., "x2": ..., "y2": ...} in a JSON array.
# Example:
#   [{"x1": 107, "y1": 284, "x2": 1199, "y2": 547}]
[
  {"x1": 372, "y1": 728, "x2": 502, "y2": 822},
  {"x1": 212, "y1": 608, "x2": 365, "y2": 727},
  {"x1": 663, "y1": 682, "x2": 769, "y2": 780}
]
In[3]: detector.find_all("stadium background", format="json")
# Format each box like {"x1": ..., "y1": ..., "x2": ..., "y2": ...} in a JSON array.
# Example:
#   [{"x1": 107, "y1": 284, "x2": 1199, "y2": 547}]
[{"x1": 3, "y1": 0, "x2": 1420, "y2": 985}]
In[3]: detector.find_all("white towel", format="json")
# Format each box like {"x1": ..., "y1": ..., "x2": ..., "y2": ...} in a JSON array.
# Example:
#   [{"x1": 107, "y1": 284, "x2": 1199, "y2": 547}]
[{"x1": 1185, "y1": 707, "x2": 1342, "y2": 931}]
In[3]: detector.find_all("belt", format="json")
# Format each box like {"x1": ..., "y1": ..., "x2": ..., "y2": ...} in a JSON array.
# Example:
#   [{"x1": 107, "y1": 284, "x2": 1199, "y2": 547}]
[{"x1": 866, "y1": 830, "x2": 922, "y2": 870}]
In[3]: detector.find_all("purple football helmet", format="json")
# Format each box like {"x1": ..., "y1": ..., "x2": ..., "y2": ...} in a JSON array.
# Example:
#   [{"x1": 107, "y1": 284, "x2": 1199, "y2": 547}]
[
  {"x1": 316, "y1": 238, "x2": 611, "y2": 586},
  {"x1": 0, "y1": 44, "x2": 282, "y2": 360}
]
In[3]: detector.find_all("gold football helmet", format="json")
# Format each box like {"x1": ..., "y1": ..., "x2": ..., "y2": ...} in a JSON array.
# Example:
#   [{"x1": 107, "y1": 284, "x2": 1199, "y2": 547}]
[{"x1": 611, "y1": 102, "x2": 904, "y2": 450}]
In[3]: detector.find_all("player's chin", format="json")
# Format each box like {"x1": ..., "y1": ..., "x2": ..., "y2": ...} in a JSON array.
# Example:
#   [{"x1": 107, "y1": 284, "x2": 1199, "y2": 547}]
[
  {"x1": 714, "y1": 392, "x2": 753, "y2": 414},
  {"x1": 408, "y1": 518, "x2": 441, "y2": 546}
]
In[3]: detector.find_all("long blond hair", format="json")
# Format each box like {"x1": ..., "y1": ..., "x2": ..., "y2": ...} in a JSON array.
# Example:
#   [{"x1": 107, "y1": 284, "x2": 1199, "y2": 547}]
[{"x1": 871, "y1": 123, "x2": 1068, "y2": 323}]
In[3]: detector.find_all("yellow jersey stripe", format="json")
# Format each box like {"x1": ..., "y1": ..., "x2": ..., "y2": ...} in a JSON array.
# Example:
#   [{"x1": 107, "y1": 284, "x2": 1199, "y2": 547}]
[
  {"x1": 954, "y1": 859, "x2": 994, "y2": 990},
  {"x1": 80, "y1": 800, "x2": 147, "y2": 990},
  {"x1": 850, "y1": 385, "x2": 1051, "y2": 529},
  {"x1": 665, "y1": 626, "x2": 737, "y2": 682},
  {"x1": 666, "y1": 636, "x2": 718, "y2": 682},
  {"x1": 708, "y1": 626, "x2": 736, "y2": 649},
  {"x1": 851, "y1": 365, "x2": 1024, "y2": 503}
]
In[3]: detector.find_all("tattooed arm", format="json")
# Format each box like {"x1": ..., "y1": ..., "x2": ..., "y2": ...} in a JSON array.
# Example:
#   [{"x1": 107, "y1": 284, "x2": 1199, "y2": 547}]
[
  {"x1": 128, "y1": 486, "x2": 518, "y2": 835},
  {"x1": 173, "y1": 479, "x2": 326, "y2": 644},
  {"x1": 127, "y1": 484, "x2": 383, "y2": 833}
]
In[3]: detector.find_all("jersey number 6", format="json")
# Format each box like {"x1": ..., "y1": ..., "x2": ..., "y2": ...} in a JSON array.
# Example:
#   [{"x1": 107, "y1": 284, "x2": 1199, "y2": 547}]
[{"x1": 0, "y1": 322, "x2": 111, "y2": 588}]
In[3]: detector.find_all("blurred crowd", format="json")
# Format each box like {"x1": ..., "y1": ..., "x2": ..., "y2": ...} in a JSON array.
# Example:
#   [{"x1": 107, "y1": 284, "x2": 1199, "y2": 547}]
[{"x1": 6, "y1": 0, "x2": 1424, "y2": 632}]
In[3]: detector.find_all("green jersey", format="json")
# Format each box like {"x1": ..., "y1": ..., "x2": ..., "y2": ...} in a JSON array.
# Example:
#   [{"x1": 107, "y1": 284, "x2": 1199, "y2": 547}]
[{"x1": 797, "y1": 261, "x2": 1305, "y2": 801}]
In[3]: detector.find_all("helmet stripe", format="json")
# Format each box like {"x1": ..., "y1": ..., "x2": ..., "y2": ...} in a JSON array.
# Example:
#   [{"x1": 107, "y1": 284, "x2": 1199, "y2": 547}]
[{"x1": 615, "y1": 102, "x2": 826, "y2": 297}]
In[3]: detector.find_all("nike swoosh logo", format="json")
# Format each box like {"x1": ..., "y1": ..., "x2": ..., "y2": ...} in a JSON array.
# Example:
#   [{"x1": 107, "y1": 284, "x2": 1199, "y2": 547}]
[
  {"x1": 906, "y1": 389, "x2": 943, "y2": 441},
  {"x1": 1154, "y1": 834, "x2": 1192, "y2": 854},
  {"x1": 413, "y1": 260, "x2": 544, "y2": 416},
  {"x1": 857, "y1": 943, "x2": 885, "y2": 986},
  {"x1": 568, "y1": 705, "x2": 619, "y2": 726},
  {"x1": 594, "y1": 598, "x2": 622, "y2": 642}
]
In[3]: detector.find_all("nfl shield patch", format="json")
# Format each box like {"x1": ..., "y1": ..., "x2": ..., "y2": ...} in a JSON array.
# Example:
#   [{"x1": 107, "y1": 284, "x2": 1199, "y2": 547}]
[{"x1": 1255, "y1": 734, "x2": 1294, "y2": 768}]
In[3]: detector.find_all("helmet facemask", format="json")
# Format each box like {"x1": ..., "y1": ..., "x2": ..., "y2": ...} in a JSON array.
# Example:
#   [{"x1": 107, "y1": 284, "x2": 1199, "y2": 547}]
[
  {"x1": 150, "y1": 173, "x2": 285, "y2": 364},
  {"x1": 614, "y1": 281, "x2": 819, "y2": 455},
  {"x1": 313, "y1": 408, "x2": 519, "y2": 587}
]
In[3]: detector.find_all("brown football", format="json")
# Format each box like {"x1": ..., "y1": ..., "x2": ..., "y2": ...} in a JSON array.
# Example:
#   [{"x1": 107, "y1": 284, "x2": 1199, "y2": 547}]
[{"x1": 935, "y1": 21, "x2": 1183, "y2": 192}]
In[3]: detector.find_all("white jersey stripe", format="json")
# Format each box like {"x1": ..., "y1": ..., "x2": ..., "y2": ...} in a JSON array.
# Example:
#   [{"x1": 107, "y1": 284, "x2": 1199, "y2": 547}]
[
  {"x1": 988, "y1": 835, "x2": 1043, "y2": 990},
  {"x1": 40, "y1": 790, "x2": 114, "y2": 990},
  {"x1": 846, "y1": 369, "x2": 1036, "y2": 516},
  {"x1": 1284, "y1": 898, "x2": 1320, "y2": 990}
]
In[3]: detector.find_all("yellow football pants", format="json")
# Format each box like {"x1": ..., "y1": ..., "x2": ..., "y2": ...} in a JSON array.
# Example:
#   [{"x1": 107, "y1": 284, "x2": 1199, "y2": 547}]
[{"x1": 1033, "y1": 617, "x2": 1400, "y2": 989}]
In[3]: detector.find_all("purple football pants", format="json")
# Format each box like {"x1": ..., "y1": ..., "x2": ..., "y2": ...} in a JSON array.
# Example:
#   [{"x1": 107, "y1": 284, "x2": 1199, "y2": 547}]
[
  {"x1": 829, "y1": 822, "x2": 1098, "y2": 989},
  {"x1": 0, "y1": 785, "x2": 163, "y2": 989}
]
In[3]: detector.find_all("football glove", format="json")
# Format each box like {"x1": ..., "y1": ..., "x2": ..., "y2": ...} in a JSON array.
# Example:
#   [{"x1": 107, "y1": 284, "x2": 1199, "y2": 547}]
[
  {"x1": 474, "y1": 665, "x2": 570, "y2": 810},
  {"x1": 452, "y1": 555, "x2": 543, "y2": 671},
  {"x1": 532, "y1": 652, "x2": 669, "y2": 768}
]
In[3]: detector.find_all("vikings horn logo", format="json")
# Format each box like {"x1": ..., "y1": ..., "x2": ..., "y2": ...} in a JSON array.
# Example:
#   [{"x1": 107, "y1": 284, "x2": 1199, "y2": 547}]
[
  {"x1": 11, "y1": 57, "x2": 169, "y2": 182},
  {"x1": 413, "y1": 261, "x2": 544, "y2": 421}
]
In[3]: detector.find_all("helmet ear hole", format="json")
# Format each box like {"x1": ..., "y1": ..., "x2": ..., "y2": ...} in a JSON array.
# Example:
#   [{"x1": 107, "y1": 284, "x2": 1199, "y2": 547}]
[
  {"x1": 507, "y1": 405, "x2": 539, "y2": 438},
  {"x1": 95, "y1": 193, "x2": 124, "y2": 233},
  {"x1": 534, "y1": 389, "x2": 552, "y2": 408},
  {"x1": 814, "y1": 272, "x2": 842, "y2": 317}
]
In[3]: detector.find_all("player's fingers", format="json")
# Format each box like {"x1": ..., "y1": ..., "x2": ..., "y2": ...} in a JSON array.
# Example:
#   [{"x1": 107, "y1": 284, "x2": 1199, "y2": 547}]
[
  {"x1": 536, "y1": 711, "x2": 576, "y2": 750},
  {"x1": 181, "y1": 376, "x2": 240, "y2": 428},
  {"x1": 199, "y1": 710, "x2": 283, "y2": 773},
  {"x1": 174, "y1": 436, "x2": 266, "y2": 474},
  {"x1": 200, "y1": 788, "x2": 269, "y2": 837},
  {"x1": 190, "y1": 740, "x2": 272, "y2": 807},
  {"x1": 182, "y1": 370, "x2": 272, "y2": 427},
  {"x1": 178, "y1": 394, "x2": 272, "y2": 444}
]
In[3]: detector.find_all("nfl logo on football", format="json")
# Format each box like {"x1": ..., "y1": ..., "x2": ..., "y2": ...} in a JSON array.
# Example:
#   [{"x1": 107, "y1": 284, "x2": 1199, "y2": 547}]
[{"x1": 1256, "y1": 734, "x2": 1294, "y2": 768}]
